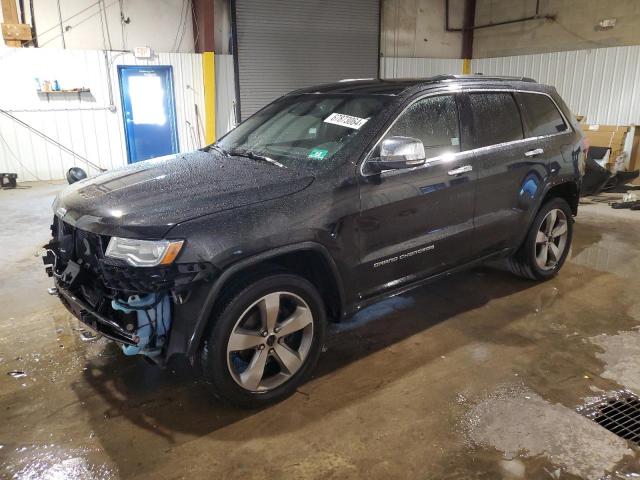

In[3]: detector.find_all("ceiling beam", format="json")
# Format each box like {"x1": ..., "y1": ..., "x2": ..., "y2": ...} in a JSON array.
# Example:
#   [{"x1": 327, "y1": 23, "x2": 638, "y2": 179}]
[{"x1": 192, "y1": 0, "x2": 215, "y2": 52}]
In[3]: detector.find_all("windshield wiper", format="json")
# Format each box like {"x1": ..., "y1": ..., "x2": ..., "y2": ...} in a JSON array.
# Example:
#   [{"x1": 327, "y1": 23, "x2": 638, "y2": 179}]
[
  {"x1": 229, "y1": 149, "x2": 287, "y2": 168},
  {"x1": 207, "y1": 144, "x2": 229, "y2": 156}
]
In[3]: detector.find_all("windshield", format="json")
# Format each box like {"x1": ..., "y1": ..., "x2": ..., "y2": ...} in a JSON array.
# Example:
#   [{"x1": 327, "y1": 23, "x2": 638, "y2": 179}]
[{"x1": 216, "y1": 94, "x2": 392, "y2": 169}]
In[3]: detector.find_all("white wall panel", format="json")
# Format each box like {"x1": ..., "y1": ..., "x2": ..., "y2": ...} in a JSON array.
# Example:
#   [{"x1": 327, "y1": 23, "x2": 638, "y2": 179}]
[
  {"x1": 380, "y1": 56, "x2": 463, "y2": 79},
  {"x1": 215, "y1": 54, "x2": 236, "y2": 140},
  {"x1": 472, "y1": 45, "x2": 640, "y2": 125},
  {"x1": 381, "y1": 46, "x2": 640, "y2": 126},
  {"x1": 0, "y1": 48, "x2": 204, "y2": 181},
  {"x1": 0, "y1": 0, "x2": 194, "y2": 52}
]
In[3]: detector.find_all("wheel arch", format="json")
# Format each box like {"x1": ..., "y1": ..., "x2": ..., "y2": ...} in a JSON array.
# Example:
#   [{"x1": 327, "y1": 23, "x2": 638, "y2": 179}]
[
  {"x1": 543, "y1": 181, "x2": 579, "y2": 216},
  {"x1": 186, "y1": 242, "x2": 345, "y2": 358},
  {"x1": 512, "y1": 180, "x2": 578, "y2": 255}
]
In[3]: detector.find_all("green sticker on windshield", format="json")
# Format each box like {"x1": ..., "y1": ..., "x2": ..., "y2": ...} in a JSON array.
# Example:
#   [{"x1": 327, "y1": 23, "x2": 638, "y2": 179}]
[{"x1": 308, "y1": 148, "x2": 329, "y2": 160}]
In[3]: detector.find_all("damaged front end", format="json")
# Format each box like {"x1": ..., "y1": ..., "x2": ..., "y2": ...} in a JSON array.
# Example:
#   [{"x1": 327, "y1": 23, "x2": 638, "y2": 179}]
[{"x1": 43, "y1": 214, "x2": 213, "y2": 363}]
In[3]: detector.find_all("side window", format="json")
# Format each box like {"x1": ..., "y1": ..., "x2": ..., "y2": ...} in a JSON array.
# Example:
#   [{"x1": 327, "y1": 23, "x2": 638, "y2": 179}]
[
  {"x1": 384, "y1": 95, "x2": 460, "y2": 159},
  {"x1": 517, "y1": 92, "x2": 568, "y2": 137},
  {"x1": 464, "y1": 92, "x2": 523, "y2": 149}
]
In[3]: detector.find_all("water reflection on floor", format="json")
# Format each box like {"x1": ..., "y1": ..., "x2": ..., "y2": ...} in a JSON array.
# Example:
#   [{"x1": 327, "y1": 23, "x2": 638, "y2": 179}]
[{"x1": 2, "y1": 185, "x2": 640, "y2": 479}]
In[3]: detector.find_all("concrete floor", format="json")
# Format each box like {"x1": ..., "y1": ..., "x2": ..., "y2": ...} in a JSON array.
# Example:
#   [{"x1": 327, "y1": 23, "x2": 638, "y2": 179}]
[{"x1": 2, "y1": 182, "x2": 640, "y2": 479}]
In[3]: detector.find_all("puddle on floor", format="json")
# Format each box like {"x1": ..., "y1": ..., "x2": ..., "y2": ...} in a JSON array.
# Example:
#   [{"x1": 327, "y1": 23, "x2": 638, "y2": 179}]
[
  {"x1": 3, "y1": 444, "x2": 118, "y2": 480},
  {"x1": 463, "y1": 383, "x2": 635, "y2": 480},
  {"x1": 570, "y1": 232, "x2": 640, "y2": 278}
]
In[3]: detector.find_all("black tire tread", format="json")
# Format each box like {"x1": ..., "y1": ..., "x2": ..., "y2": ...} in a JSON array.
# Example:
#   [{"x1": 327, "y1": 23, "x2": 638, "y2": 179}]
[
  {"x1": 198, "y1": 272, "x2": 325, "y2": 408},
  {"x1": 508, "y1": 197, "x2": 573, "y2": 281},
  {"x1": 506, "y1": 252, "x2": 537, "y2": 280}
]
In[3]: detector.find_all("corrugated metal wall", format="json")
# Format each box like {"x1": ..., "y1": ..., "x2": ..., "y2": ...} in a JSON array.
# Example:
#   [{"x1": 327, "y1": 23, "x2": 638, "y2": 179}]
[
  {"x1": 215, "y1": 54, "x2": 236, "y2": 140},
  {"x1": 472, "y1": 45, "x2": 640, "y2": 125},
  {"x1": 380, "y1": 57, "x2": 463, "y2": 78},
  {"x1": 380, "y1": 45, "x2": 640, "y2": 126},
  {"x1": 5, "y1": 43, "x2": 635, "y2": 182},
  {"x1": 0, "y1": 48, "x2": 204, "y2": 181}
]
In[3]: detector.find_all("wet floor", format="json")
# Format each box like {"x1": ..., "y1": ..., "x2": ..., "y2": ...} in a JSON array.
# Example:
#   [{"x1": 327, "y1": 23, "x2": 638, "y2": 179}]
[{"x1": 1, "y1": 183, "x2": 640, "y2": 479}]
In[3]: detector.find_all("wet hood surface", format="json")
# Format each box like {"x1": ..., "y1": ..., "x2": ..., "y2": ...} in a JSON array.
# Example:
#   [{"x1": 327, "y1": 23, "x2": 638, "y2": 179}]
[{"x1": 56, "y1": 150, "x2": 314, "y2": 238}]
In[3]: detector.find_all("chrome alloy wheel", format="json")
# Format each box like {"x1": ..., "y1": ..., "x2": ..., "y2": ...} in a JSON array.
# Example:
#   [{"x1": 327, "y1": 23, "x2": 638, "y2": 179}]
[
  {"x1": 535, "y1": 208, "x2": 569, "y2": 270},
  {"x1": 226, "y1": 292, "x2": 314, "y2": 392}
]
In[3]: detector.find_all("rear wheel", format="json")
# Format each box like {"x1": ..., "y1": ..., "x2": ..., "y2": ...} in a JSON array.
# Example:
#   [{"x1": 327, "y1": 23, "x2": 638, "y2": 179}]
[
  {"x1": 507, "y1": 197, "x2": 573, "y2": 280},
  {"x1": 199, "y1": 273, "x2": 325, "y2": 408}
]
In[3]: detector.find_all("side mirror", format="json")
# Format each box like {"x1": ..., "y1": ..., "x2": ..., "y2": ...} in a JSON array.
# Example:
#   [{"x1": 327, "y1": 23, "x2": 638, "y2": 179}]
[
  {"x1": 368, "y1": 136, "x2": 426, "y2": 172},
  {"x1": 66, "y1": 167, "x2": 87, "y2": 185}
]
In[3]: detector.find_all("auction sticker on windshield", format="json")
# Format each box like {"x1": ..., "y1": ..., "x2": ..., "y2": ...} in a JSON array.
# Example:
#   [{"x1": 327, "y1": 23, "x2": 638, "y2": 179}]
[
  {"x1": 308, "y1": 148, "x2": 329, "y2": 160},
  {"x1": 324, "y1": 113, "x2": 368, "y2": 130}
]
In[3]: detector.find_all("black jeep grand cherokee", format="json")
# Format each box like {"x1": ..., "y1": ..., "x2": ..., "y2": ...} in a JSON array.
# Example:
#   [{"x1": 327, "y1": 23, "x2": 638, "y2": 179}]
[{"x1": 44, "y1": 75, "x2": 584, "y2": 407}]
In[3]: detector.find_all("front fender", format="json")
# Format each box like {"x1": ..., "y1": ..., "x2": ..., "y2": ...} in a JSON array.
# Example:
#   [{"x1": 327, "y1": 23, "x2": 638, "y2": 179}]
[{"x1": 180, "y1": 241, "x2": 345, "y2": 360}]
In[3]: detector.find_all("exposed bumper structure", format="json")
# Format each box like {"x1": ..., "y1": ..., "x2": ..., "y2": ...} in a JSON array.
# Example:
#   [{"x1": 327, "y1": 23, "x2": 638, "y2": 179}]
[
  {"x1": 44, "y1": 215, "x2": 216, "y2": 362},
  {"x1": 54, "y1": 280, "x2": 139, "y2": 346}
]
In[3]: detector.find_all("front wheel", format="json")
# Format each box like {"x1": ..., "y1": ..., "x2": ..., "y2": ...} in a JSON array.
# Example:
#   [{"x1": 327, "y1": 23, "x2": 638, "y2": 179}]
[
  {"x1": 507, "y1": 197, "x2": 573, "y2": 280},
  {"x1": 199, "y1": 273, "x2": 326, "y2": 408}
]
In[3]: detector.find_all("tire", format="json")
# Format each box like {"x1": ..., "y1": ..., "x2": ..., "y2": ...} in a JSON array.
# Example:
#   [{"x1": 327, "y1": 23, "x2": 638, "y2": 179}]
[
  {"x1": 199, "y1": 273, "x2": 326, "y2": 408},
  {"x1": 507, "y1": 197, "x2": 573, "y2": 281}
]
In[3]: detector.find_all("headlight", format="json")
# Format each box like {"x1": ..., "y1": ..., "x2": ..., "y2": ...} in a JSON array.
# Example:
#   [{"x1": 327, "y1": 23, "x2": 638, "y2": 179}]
[{"x1": 105, "y1": 237, "x2": 184, "y2": 267}]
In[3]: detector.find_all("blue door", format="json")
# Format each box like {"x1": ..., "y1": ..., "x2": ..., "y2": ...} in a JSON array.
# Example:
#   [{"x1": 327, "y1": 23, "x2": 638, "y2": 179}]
[{"x1": 118, "y1": 66, "x2": 179, "y2": 163}]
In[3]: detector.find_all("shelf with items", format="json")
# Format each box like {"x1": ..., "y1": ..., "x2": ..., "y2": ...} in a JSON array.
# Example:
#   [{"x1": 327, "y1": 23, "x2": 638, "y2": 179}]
[{"x1": 37, "y1": 88, "x2": 92, "y2": 101}]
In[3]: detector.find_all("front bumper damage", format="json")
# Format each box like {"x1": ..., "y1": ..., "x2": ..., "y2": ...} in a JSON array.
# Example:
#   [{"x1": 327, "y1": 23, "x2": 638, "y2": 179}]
[
  {"x1": 43, "y1": 216, "x2": 214, "y2": 363},
  {"x1": 54, "y1": 281, "x2": 138, "y2": 346}
]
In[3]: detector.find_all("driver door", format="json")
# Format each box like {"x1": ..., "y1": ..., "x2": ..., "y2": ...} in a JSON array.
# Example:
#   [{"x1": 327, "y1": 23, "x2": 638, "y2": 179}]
[{"x1": 355, "y1": 93, "x2": 476, "y2": 299}]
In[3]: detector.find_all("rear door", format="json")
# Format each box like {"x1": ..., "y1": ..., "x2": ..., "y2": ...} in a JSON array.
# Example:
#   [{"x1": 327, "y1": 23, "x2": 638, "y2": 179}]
[
  {"x1": 356, "y1": 93, "x2": 476, "y2": 298},
  {"x1": 460, "y1": 91, "x2": 539, "y2": 256}
]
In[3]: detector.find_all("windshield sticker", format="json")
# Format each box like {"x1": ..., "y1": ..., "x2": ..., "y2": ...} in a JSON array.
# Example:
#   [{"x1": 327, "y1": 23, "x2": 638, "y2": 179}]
[
  {"x1": 308, "y1": 148, "x2": 329, "y2": 160},
  {"x1": 324, "y1": 113, "x2": 368, "y2": 130}
]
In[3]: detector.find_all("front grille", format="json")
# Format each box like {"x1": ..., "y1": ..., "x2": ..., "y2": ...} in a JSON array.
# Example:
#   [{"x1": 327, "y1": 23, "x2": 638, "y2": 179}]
[
  {"x1": 74, "y1": 228, "x2": 107, "y2": 275},
  {"x1": 577, "y1": 389, "x2": 640, "y2": 445},
  {"x1": 53, "y1": 216, "x2": 109, "y2": 268}
]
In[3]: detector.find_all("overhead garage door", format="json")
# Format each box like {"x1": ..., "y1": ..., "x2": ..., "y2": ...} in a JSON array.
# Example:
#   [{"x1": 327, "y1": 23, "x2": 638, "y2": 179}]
[{"x1": 232, "y1": 0, "x2": 380, "y2": 121}]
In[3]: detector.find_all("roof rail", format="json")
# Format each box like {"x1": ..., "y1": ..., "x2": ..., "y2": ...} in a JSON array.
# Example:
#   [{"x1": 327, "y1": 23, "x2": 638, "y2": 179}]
[
  {"x1": 338, "y1": 78, "x2": 375, "y2": 82},
  {"x1": 427, "y1": 74, "x2": 458, "y2": 82},
  {"x1": 429, "y1": 74, "x2": 537, "y2": 83}
]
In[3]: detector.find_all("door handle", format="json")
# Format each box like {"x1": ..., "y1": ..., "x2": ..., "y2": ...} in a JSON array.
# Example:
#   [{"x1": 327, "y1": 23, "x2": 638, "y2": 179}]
[
  {"x1": 448, "y1": 165, "x2": 473, "y2": 176},
  {"x1": 525, "y1": 148, "x2": 544, "y2": 157}
]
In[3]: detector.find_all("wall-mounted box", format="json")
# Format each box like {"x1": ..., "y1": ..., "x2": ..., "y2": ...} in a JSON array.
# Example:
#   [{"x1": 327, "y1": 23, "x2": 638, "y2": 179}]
[{"x1": 2, "y1": 23, "x2": 32, "y2": 42}]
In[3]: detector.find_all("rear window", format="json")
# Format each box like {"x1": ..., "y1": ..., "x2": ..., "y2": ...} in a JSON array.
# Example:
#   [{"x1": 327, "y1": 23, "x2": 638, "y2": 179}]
[
  {"x1": 517, "y1": 92, "x2": 568, "y2": 137},
  {"x1": 465, "y1": 92, "x2": 523, "y2": 149}
]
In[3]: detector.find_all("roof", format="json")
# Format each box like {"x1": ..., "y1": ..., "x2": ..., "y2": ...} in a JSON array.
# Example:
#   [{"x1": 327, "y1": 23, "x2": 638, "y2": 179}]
[{"x1": 292, "y1": 75, "x2": 538, "y2": 97}]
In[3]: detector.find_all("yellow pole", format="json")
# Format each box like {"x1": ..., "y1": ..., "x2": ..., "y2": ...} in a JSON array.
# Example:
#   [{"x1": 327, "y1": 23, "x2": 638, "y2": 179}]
[
  {"x1": 462, "y1": 58, "x2": 471, "y2": 74},
  {"x1": 203, "y1": 51, "x2": 216, "y2": 144}
]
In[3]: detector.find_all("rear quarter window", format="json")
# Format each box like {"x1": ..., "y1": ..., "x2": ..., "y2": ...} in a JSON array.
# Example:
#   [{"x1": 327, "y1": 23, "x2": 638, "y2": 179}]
[
  {"x1": 463, "y1": 92, "x2": 524, "y2": 150},
  {"x1": 517, "y1": 92, "x2": 568, "y2": 137}
]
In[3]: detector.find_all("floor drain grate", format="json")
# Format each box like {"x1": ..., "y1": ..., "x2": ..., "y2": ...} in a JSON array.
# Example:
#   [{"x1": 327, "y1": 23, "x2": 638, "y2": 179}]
[{"x1": 578, "y1": 389, "x2": 640, "y2": 445}]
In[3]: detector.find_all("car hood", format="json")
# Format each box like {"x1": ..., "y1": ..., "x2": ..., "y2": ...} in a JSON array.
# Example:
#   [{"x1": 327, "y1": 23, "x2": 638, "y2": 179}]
[{"x1": 55, "y1": 150, "x2": 314, "y2": 238}]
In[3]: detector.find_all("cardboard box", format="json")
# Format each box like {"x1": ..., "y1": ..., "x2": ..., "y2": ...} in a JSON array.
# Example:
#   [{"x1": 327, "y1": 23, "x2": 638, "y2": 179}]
[
  {"x1": 1, "y1": 23, "x2": 32, "y2": 42},
  {"x1": 582, "y1": 124, "x2": 628, "y2": 165}
]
